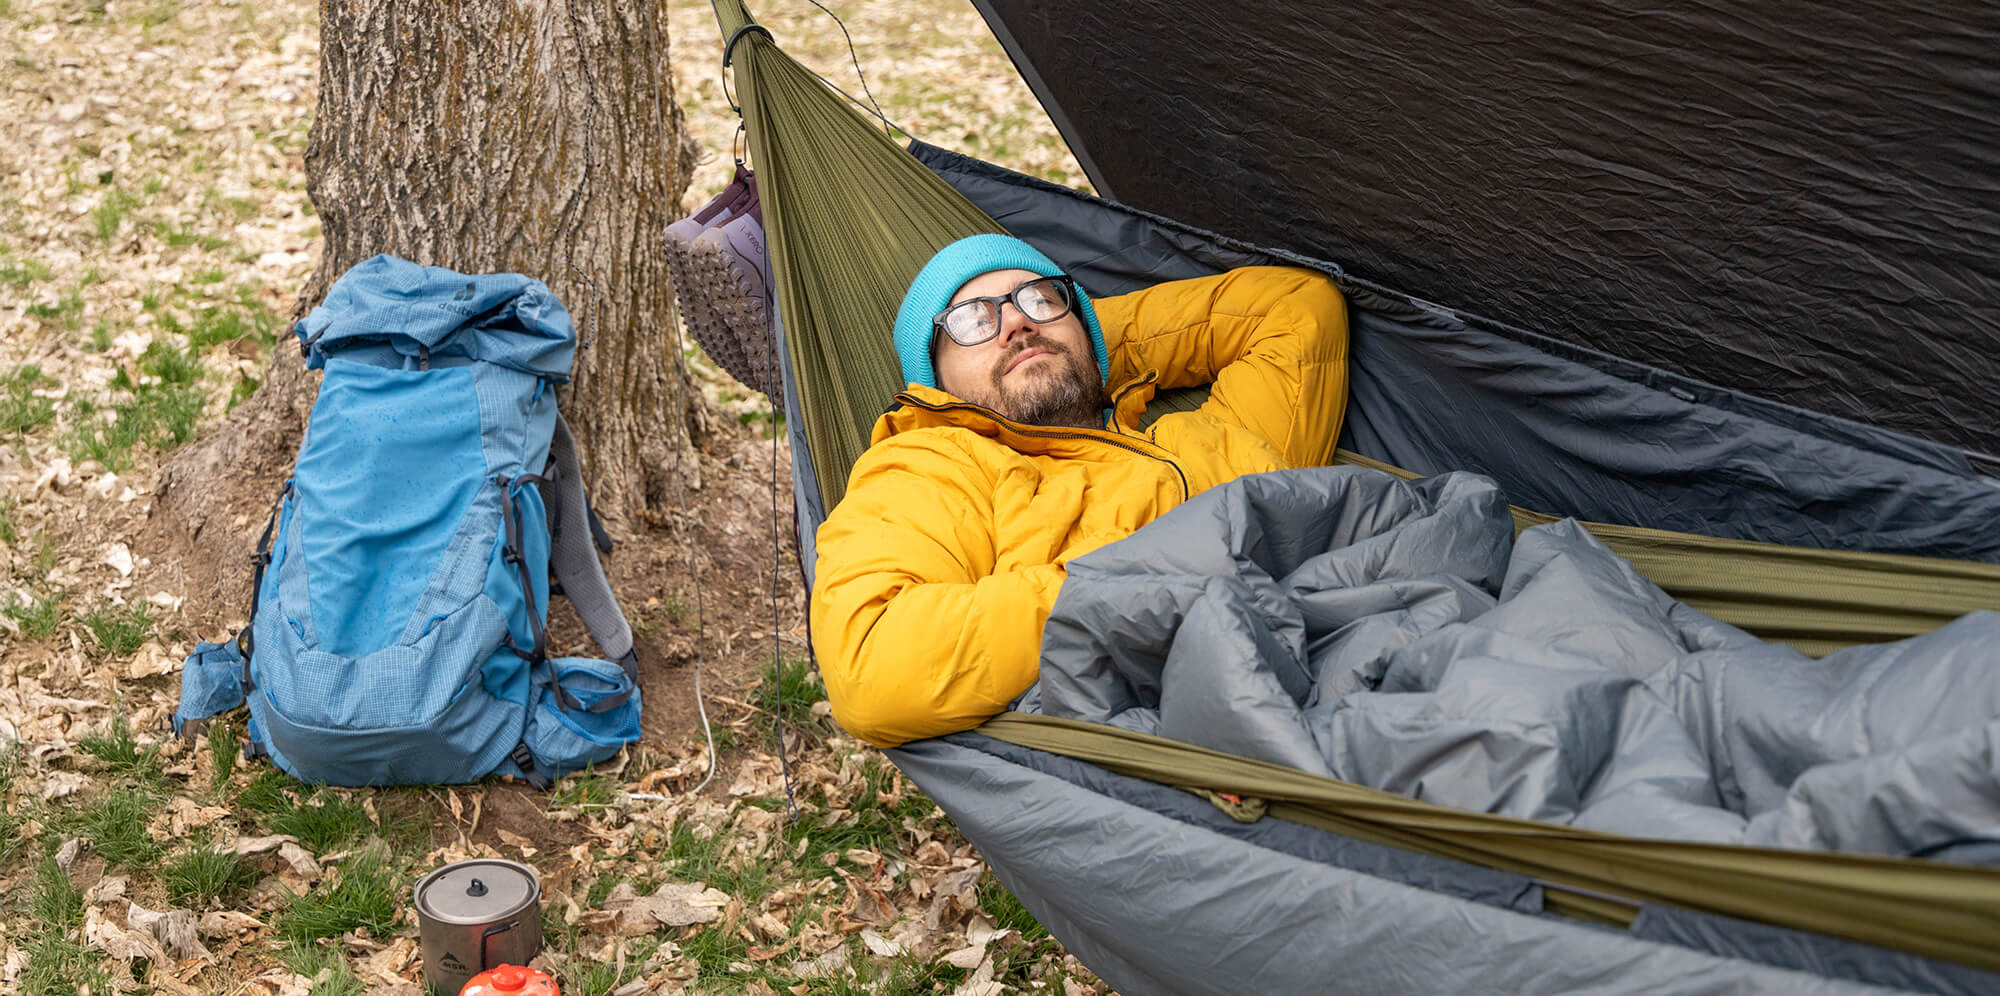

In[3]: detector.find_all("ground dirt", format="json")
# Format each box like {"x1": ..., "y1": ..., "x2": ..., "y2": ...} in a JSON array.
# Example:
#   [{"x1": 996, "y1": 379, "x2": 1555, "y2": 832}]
[{"x1": 0, "y1": 0, "x2": 1104, "y2": 992}]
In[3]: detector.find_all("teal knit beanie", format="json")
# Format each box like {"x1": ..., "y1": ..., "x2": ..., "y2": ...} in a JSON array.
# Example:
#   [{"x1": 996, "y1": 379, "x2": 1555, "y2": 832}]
[{"x1": 892, "y1": 234, "x2": 1109, "y2": 390}]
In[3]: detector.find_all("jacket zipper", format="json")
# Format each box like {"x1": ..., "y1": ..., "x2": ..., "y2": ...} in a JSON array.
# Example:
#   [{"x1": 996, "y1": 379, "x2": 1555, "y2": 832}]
[
  {"x1": 896, "y1": 392, "x2": 1191, "y2": 502},
  {"x1": 1106, "y1": 370, "x2": 1161, "y2": 438}
]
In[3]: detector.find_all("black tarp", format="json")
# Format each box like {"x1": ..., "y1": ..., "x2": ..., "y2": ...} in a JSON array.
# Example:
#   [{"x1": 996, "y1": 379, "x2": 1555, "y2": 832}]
[{"x1": 969, "y1": 0, "x2": 2000, "y2": 466}]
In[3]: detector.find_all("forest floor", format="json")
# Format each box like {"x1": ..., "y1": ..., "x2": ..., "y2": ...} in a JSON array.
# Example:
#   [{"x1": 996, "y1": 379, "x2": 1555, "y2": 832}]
[{"x1": 0, "y1": 0, "x2": 1098, "y2": 992}]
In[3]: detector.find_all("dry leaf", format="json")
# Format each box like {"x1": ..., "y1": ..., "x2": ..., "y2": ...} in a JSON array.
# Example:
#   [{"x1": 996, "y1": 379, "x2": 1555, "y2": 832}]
[
  {"x1": 43, "y1": 771, "x2": 89, "y2": 800},
  {"x1": 359, "y1": 936, "x2": 421, "y2": 986},
  {"x1": 167, "y1": 796, "x2": 232, "y2": 836},
  {"x1": 839, "y1": 880, "x2": 895, "y2": 929},
  {"x1": 859, "y1": 929, "x2": 902, "y2": 958},
  {"x1": 496, "y1": 827, "x2": 538, "y2": 857},
  {"x1": 787, "y1": 946, "x2": 850, "y2": 980},
  {"x1": 221, "y1": 834, "x2": 297, "y2": 857},
  {"x1": 128, "y1": 903, "x2": 212, "y2": 962},
  {"x1": 941, "y1": 944, "x2": 989, "y2": 971},
  {"x1": 198, "y1": 911, "x2": 265, "y2": 937},
  {"x1": 603, "y1": 881, "x2": 731, "y2": 932},
  {"x1": 276, "y1": 841, "x2": 320, "y2": 877},
  {"x1": 85, "y1": 906, "x2": 167, "y2": 964},
  {"x1": 85, "y1": 875, "x2": 129, "y2": 905}
]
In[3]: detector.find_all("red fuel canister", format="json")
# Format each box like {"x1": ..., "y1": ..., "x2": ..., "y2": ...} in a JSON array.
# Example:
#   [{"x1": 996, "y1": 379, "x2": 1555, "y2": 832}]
[{"x1": 459, "y1": 963, "x2": 560, "y2": 996}]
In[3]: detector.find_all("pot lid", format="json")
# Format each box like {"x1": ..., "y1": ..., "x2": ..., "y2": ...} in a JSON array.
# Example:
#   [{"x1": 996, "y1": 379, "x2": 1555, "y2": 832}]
[{"x1": 416, "y1": 860, "x2": 539, "y2": 923}]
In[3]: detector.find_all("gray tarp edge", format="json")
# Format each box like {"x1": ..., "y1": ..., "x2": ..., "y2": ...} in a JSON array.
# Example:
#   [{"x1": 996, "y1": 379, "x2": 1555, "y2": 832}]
[{"x1": 894, "y1": 736, "x2": 1944, "y2": 996}]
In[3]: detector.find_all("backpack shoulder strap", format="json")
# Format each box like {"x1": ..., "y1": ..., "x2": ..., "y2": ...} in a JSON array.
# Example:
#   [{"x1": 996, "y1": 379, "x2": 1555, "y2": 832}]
[{"x1": 546, "y1": 414, "x2": 639, "y2": 696}]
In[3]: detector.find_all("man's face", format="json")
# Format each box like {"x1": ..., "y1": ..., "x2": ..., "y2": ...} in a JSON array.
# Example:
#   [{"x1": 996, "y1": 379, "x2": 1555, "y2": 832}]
[{"x1": 931, "y1": 268, "x2": 1108, "y2": 428}]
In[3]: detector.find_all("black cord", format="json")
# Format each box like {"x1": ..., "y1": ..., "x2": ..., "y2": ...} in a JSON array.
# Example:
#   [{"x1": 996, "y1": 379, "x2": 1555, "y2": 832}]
[
  {"x1": 771, "y1": 387, "x2": 797, "y2": 820},
  {"x1": 714, "y1": 5, "x2": 912, "y2": 140},
  {"x1": 804, "y1": 0, "x2": 891, "y2": 128}
]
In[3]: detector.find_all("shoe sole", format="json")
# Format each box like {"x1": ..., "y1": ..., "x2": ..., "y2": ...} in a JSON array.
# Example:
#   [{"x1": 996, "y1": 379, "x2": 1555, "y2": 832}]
[
  {"x1": 665, "y1": 230, "x2": 737, "y2": 391},
  {"x1": 680, "y1": 234, "x2": 780, "y2": 400}
]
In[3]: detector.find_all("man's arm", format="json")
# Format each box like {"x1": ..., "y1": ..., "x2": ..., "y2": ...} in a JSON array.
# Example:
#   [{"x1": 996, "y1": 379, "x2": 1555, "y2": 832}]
[
  {"x1": 811, "y1": 433, "x2": 1063, "y2": 748},
  {"x1": 1097, "y1": 266, "x2": 1349, "y2": 468}
]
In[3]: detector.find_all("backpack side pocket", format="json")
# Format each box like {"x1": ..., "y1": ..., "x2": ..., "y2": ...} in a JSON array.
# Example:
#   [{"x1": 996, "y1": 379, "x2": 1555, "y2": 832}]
[{"x1": 523, "y1": 655, "x2": 642, "y2": 777}]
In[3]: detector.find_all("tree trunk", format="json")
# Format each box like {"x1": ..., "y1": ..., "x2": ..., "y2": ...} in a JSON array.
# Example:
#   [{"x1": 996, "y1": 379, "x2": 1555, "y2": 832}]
[{"x1": 156, "y1": 0, "x2": 701, "y2": 582}]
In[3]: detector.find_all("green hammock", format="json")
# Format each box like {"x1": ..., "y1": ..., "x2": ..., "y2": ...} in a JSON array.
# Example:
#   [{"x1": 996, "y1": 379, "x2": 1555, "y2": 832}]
[
  {"x1": 714, "y1": 0, "x2": 2000, "y2": 656},
  {"x1": 711, "y1": 0, "x2": 2000, "y2": 972}
]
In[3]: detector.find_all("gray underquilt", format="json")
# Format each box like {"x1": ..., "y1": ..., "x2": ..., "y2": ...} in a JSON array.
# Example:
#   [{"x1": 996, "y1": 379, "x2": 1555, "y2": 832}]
[{"x1": 1018, "y1": 466, "x2": 2000, "y2": 857}]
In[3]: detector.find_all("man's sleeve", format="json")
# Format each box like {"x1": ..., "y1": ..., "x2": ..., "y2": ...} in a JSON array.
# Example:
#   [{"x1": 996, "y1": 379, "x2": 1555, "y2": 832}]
[
  {"x1": 810, "y1": 434, "x2": 1064, "y2": 748},
  {"x1": 1097, "y1": 266, "x2": 1349, "y2": 468}
]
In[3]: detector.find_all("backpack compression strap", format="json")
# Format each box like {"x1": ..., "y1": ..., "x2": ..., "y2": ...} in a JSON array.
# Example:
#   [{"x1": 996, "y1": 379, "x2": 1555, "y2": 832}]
[{"x1": 545, "y1": 414, "x2": 640, "y2": 708}]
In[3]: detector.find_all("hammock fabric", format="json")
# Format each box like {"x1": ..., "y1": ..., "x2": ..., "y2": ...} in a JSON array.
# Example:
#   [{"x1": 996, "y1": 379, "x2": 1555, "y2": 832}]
[{"x1": 707, "y1": 1, "x2": 2000, "y2": 989}]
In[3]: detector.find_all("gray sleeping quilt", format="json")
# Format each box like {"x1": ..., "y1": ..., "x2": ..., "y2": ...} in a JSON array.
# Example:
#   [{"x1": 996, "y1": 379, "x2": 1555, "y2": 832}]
[{"x1": 1019, "y1": 466, "x2": 2000, "y2": 857}]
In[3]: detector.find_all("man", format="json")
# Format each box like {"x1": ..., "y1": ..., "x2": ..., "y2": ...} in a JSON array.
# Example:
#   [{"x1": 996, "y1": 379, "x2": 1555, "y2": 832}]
[{"x1": 812, "y1": 234, "x2": 1348, "y2": 747}]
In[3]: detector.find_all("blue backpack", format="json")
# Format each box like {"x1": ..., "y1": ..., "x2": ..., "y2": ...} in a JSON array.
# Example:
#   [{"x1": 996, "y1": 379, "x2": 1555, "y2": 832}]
[{"x1": 175, "y1": 255, "x2": 641, "y2": 788}]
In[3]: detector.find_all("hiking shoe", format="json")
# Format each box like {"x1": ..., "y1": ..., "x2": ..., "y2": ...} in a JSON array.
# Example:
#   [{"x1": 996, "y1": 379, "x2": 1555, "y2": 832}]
[
  {"x1": 666, "y1": 171, "x2": 757, "y2": 378},
  {"x1": 667, "y1": 163, "x2": 752, "y2": 240},
  {"x1": 684, "y1": 196, "x2": 780, "y2": 399}
]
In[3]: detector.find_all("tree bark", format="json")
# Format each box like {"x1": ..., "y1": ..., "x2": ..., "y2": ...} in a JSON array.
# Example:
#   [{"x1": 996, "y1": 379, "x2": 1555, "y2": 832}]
[{"x1": 157, "y1": 0, "x2": 701, "y2": 574}]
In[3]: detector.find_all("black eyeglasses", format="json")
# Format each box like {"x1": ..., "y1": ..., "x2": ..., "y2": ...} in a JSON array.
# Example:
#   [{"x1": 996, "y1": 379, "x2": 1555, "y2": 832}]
[{"x1": 931, "y1": 275, "x2": 1078, "y2": 347}]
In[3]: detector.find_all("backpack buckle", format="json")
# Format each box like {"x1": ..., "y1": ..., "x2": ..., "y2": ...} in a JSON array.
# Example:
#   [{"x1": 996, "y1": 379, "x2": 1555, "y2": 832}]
[{"x1": 509, "y1": 743, "x2": 552, "y2": 791}]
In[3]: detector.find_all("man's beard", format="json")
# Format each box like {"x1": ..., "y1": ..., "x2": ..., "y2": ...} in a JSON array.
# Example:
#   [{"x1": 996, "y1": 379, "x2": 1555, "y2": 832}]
[{"x1": 984, "y1": 334, "x2": 1109, "y2": 428}]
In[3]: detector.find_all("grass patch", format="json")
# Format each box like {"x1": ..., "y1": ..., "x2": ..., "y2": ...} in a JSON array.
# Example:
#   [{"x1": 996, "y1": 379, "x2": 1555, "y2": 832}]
[
  {"x1": 0, "y1": 743, "x2": 23, "y2": 860},
  {"x1": 140, "y1": 338, "x2": 204, "y2": 384},
  {"x1": 208, "y1": 720, "x2": 240, "y2": 793},
  {"x1": 67, "y1": 380, "x2": 206, "y2": 471},
  {"x1": 679, "y1": 921, "x2": 756, "y2": 986},
  {"x1": 238, "y1": 768, "x2": 375, "y2": 852},
  {"x1": 165, "y1": 845, "x2": 262, "y2": 907},
  {"x1": 191, "y1": 298, "x2": 274, "y2": 346},
  {"x1": 1, "y1": 365, "x2": 57, "y2": 435},
  {"x1": 73, "y1": 785, "x2": 165, "y2": 869},
  {"x1": 135, "y1": 0, "x2": 181, "y2": 27},
  {"x1": 147, "y1": 219, "x2": 230, "y2": 251},
  {"x1": 0, "y1": 496, "x2": 14, "y2": 545},
  {"x1": 0, "y1": 251, "x2": 53, "y2": 286},
  {"x1": 24, "y1": 285, "x2": 83, "y2": 330},
  {"x1": 755, "y1": 651, "x2": 831, "y2": 747},
  {"x1": 562, "y1": 939, "x2": 664, "y2": 996},
  {"x1": 549, "y1": 773, "x2": 619, "y2": 810},
  {"x1": 79, "y1": 600, "x2": 153, "y2": 656},
  {"x1": 274, "y1": 846, "x2": 401, "y2": 945},
  {"x1": 20, "y1": 932, "x2": 109, "y2": 996},
  {"x1": 164, "y1": 284, "x2": 280, "y2": 348},
  {"x1": 77, "y1": 713, "x2": 166, "y2": 781},
  {"x1": 663, "y1": 820, "x2": 773, "y2": 903},
  {"x1": 4, "y1": 591, "x2": 64, "y2": 641},
  {"x1": 33, "y1": 856, "x2": 85, "y2": 931},
  {"x1": 31, "y1": 528, "x2": 56, "y2": 576},
  {"x1": 797, "y1": 948, "x2": 971, "y2": 995},
  {"x1": 279, "y1": 943, "x2": 366, "y2": 996},
  {"x1": 93, "y1": 186, "x2": 144, "y2": 242}
]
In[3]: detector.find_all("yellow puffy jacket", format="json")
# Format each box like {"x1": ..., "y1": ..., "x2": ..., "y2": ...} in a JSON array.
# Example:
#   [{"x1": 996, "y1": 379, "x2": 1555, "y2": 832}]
[{"x1": 812, "y1": 266, "x2": 1348, "y2": 747}]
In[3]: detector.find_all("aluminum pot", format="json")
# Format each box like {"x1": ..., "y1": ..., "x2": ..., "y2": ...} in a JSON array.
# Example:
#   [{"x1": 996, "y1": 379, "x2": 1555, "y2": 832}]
[{"x1": 414, "y1": 859, "x2": 544, "y2": 995}]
